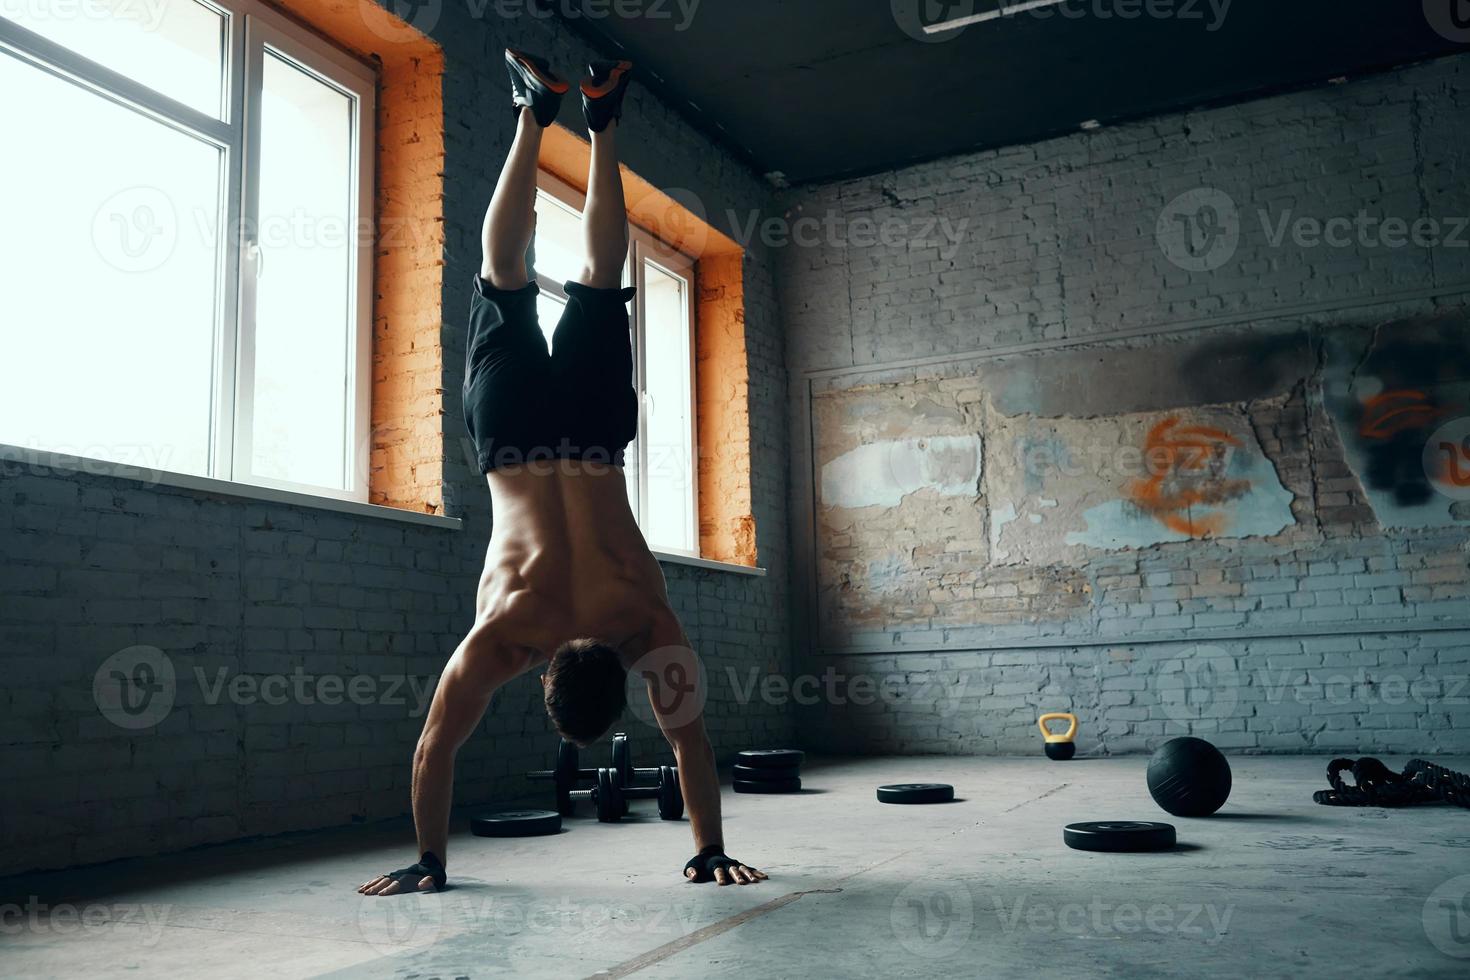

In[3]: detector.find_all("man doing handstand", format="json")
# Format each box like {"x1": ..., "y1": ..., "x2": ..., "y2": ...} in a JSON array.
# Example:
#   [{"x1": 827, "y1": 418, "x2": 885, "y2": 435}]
[{"x1": 357, "y1": 50, "x2": 765, "y2": 896}]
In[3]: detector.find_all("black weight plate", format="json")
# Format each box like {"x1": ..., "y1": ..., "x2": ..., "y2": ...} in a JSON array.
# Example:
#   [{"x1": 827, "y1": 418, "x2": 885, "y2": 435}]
[
  {"x1": 471, "y1": 810, "x2": 562, "y2": 837},
  {"x1": 1063, "y1": 821, "x2": 1176, "y2": 853},
  {"x1": 555, "y1": 739, "x2": 579, "y2": 816},
  {"x1": 876, "y1": 783, "x2": 954, "y2": 805},
  {"x1": 732, "y1": 763, "x2": 801, "y2": 782},
  {"x1": 658, "y1": 765, "x2": 684, "y2": 820},
  {"x1": 596, "y1": 767, "x2": 623, "y2": 823},
  {"x1": 611, "y1": 733, "x2": 632, "y2": 788},
  {"x1": 737, "y1": 749, "x2": 805, "y2": 769},
  {"x1": 733, "y1": 777, "x2": 801, "y2": 794}
]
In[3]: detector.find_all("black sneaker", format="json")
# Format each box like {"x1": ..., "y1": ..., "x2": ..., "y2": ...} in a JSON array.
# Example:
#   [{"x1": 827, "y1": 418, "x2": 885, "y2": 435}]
[
  {"x1": 505, "y1": 48, "x2": 568, "y2": 128},
  {"x1": 581, "y1": 60, "x2": 633, "y2": 133}
]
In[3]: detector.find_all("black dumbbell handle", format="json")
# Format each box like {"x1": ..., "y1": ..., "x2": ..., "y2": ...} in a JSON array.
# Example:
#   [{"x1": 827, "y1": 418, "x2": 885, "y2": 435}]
[{"x1": 528, "y1": 769, "x2": 598, "y2": 780}]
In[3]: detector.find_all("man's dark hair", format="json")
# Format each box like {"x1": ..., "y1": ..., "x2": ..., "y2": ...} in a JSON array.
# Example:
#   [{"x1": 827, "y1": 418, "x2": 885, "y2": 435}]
[{"x1": 543, "y1": 638, "x2": 628, "y2": 747}]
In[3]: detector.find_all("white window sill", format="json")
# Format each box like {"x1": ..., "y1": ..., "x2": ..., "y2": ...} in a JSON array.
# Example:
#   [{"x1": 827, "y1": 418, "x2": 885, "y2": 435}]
[
  {"x1": 651, "y1": 550, "x2": 766, "y2": 577},
  {"x1": 2, "y1": 445, "x2": 460, "y2": 531}
]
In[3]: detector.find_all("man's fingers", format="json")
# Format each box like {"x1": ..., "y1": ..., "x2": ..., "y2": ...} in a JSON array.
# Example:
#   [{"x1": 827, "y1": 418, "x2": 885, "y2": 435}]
[
  {"x1": 685, "y1": 868, "x2": 698, "y2": 881},
  {"x1": 418, "y1": 876, "x2": 436, "y2": 892},
  {"x1": 749, "y1": 867, "x2": 768, "y2": 881},
  {"x1": 732, "y1": 867, "x2": 751, "y2": 884},
  {"x1": 357, "y1": 876, "x2": 385, "y2": 893},
  {"x1": 713, "y1": 867, "x2": 731, "y2": 886}
]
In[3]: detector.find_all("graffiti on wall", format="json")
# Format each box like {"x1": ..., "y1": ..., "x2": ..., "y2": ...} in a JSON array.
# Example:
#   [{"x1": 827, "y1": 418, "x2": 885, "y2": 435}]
[
  {"x1": 987, "y1": 403, "x2": 1295, "y2": 564},
  {"x1": 1125, "y1": 418, "x2": 1251, "y2": 537},
  {"x1": 1322, "y1": 315, "x2": 1470, "y2": 527}
]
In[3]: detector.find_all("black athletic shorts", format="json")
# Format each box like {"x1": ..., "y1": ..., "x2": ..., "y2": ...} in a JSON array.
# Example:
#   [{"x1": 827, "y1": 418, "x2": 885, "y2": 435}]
[{"x1": 462, "y1": 276, "x2": 639, "y2": 473}]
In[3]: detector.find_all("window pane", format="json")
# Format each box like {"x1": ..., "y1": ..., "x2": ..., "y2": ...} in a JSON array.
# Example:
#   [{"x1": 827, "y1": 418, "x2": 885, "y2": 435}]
[
  {"x1": 250, "y1": 48, "x2": 356, "y2": 491},
  {"x1": 641, "y1": 261, "x2": 694, "y2": 552},
  {"x1": 0, "y1": 53, "x2": 221, "y2": 474},
  {"x1": 3, "y1": 0, "x2": 226, "y2": 118},
  {"x1": 533, "y1": 190, "x2": 584, "y2": 286}
]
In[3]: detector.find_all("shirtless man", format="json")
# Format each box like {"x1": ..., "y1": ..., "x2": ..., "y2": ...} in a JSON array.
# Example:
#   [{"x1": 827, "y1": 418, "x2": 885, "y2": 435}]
[{"x1": 357, "y1": 51, "x2": 766, "y2": 896}]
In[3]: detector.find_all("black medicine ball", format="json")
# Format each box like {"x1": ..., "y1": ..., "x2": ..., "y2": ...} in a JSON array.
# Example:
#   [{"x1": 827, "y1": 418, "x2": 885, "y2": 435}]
[{"x1": 1146, "y1": 736, "x2": 1232, "y2": 817}]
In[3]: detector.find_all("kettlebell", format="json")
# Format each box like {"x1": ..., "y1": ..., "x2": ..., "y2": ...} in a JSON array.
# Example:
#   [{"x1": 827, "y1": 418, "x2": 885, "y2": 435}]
[{"x1": 1038, "y1": 712, "x2": 1077, "y2": 761}]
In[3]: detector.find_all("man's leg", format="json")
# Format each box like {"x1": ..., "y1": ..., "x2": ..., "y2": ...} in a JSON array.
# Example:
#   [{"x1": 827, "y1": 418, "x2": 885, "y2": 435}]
[
  {"x1": 482, "y1": 108, "x2": 544, "y2": 290},
  {"x1": 577, "y1": 119, "x2": 628, "y2": 288}
]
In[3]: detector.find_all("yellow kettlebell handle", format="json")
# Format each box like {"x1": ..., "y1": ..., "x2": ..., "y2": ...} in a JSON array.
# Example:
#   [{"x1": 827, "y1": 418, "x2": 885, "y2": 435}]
[{"x1": 1038, "y1": 712, "x2": 1077, "y2": 744}]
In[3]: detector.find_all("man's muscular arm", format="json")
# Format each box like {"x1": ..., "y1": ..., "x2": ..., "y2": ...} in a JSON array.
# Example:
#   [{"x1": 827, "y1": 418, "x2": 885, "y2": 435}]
[
  {"x1": 359, "y1": 619, "x2": 536, "y2": 896},
  {"x1": 636, "y1": 607, "x2": 767, "y2": 886}
]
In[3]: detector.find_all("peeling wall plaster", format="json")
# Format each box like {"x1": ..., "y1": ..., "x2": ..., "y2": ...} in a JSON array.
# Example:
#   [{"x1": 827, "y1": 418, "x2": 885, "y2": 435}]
[{"x1": 820, "y1": 435, "x2": 983, "y2": 509}]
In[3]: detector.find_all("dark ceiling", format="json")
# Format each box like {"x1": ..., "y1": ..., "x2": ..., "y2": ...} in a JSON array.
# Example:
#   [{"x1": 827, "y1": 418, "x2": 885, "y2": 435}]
[{"x1": 557, "y1": 0, "x2": 1468, "y2": 186}]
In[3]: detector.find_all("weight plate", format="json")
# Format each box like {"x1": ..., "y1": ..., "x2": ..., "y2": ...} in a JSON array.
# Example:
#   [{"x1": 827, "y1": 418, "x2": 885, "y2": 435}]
[
  {"x1": 596, "y1": 767, "x2": 623, "y2": 823},
  {"x1": 555, "y1": 739, "x2": 580, "y2": 816},
  {"x1": 737, "y1": 749, "x2": 805, "y2": 769},
  {"x1": 733, "y1": 777, "x2": 801, "y2": 794},
  {"x1": 611, "y1": 733, "x2": 632, "y2": 788},
  {"x1": 1062, "y1": 821, "x2": 1176, "y2": 853},
  {"x1": 732, "y1": 763, "x2": 802, "y2": 782},
  {"x1": 876, "y1": 783, "x2": 954, "y2": 805},
  {"x1": 470, "y1": 810, "x2": 562, "y2": 837},
  {"x1": 657, "y1": 765, "x2": 684, "y2": 820}
]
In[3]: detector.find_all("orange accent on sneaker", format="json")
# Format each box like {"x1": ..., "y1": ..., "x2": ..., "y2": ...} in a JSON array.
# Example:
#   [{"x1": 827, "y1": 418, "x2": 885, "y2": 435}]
[
  {"x1": 582, "y1": 61, "x2": 632, "y2": 98},
  {"x1": 511, "y1": 51, "x2": 570, "y2": 94}
]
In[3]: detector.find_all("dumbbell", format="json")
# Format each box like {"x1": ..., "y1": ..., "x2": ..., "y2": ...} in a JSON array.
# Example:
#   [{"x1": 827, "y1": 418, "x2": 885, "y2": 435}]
[
  {"x1": 561, "y1": 765, "x2": 682, "y2": 823},
  {"x1": 623, "y1": 765, "x2": 683, "y2": 821},
  {"x1": 610, "y1": 732, "x2": 667, "y2": 788},
  {"x1": 609, "y1": 734, "x2": 683, "y2": 819},
  {"x1": 527, "y1": 740, "x2": 600, "y2": 816},
  {"x1": 563, "y1": 767, "x2": 627, "y2": 823}
]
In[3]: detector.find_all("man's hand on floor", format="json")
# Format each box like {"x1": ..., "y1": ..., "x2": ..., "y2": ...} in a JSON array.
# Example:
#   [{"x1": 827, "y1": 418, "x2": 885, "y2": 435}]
[
  {"x1": 683, "y1": 849, "x2": 768, "y2": 885},
  {"x1": 358, "y1": 853, "x2": 445, "y2": 896}
]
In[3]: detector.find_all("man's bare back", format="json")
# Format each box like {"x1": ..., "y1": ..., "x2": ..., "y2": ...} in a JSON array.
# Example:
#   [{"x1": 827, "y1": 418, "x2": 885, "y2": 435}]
[{"x1": 474, "y1": 463, "x2": 670, "y2": 656}]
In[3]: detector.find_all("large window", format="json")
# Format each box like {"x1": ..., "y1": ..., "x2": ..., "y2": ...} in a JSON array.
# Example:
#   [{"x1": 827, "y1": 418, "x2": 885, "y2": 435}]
[
  {"x1": 534, "y1": 173, "x2": 698, "y2": 555},
  {"x1": 0, "y1": 0, "x2": 374, "y2": 500}
]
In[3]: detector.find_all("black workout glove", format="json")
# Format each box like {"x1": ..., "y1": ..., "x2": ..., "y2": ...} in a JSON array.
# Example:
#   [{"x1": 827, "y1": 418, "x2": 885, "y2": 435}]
[
  {"x1": 683, "y1": 844, "x2": 746, "y2": 883},
  {"x1": 385, "y1": 851, "x2": 446, "y2": 892}
]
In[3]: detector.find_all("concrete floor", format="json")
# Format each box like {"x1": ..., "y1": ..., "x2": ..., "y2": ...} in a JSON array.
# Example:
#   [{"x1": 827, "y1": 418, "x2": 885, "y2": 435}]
[{"x1": 5, "y1": 756, "x2": 1470, "y2": 978}]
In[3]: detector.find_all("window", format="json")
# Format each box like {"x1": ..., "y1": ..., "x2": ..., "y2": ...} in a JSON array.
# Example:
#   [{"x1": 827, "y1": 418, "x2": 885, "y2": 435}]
[
  {"x1": 534, "y1": 173, "x2": 699, "y2": 555},
  {"x1": 0, "y1": 0, "x2": 374, "y2": 500}
]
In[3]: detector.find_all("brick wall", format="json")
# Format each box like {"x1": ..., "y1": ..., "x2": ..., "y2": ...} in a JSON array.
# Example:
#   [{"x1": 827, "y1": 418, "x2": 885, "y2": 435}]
[
  {"x1": 0, "y1": 3, "x2": 790, "y2": 876},
  {"x1": 778, "y1": 54, "x2": 1470, "y2": 757}
]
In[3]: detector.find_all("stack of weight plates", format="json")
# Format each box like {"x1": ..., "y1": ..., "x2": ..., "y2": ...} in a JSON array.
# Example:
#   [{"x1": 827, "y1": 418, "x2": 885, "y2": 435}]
[{"x1": 733, "y1": 749, "x2": 804, "y2": 794}]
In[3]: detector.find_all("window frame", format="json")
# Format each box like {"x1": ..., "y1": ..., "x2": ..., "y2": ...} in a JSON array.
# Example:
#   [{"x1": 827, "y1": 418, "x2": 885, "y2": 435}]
[
  {"x1": 0, "y1": 0, "x2": 375, "y2": 502},
  {"x1": 534, "y1": 170, "x2": 700, "y2": 556}
]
